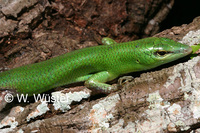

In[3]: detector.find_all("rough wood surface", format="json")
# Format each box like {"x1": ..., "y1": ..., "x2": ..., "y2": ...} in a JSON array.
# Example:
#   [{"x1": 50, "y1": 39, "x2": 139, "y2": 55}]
[{"x1": 1, "y1": 0, "x2": 200, "y2": 132}]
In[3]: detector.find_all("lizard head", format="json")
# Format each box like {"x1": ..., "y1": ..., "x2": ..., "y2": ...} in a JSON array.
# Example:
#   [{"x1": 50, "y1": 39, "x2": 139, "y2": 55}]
[{"x1": 139, "y1": 37, "x2": 192, "y2": 69}]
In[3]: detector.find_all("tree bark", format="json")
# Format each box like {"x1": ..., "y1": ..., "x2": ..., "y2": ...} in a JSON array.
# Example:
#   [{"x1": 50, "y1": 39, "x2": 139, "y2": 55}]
[{"x1": 1, "y1": 0, "x2": 200, "y2": 132}]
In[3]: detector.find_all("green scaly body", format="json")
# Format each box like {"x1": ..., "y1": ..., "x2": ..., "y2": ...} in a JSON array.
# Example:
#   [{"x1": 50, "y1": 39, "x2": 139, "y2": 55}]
[{"x1": 0, "y1": 37, "x2": 192, "y2": 95}]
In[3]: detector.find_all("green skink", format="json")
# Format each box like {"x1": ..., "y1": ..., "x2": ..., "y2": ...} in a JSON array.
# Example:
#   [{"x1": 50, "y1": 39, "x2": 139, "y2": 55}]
[{"x1": 0, "y1": 37, "x2": 192, "y2": 95}]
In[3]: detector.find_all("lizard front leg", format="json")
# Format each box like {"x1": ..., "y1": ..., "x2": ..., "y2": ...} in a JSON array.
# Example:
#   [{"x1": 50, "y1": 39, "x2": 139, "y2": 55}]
[{"x1": 84, "y1": 71, "x2": 119, "y2": 94}]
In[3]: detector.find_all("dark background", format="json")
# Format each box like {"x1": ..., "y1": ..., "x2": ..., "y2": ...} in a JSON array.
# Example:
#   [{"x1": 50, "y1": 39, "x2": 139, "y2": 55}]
[{"x1": 161, "y1": 0, "x2": 200, "y2": 31}]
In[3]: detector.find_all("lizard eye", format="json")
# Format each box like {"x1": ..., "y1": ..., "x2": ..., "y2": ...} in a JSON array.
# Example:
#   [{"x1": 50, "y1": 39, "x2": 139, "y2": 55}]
[{"x1": 154, "y1": 50, "x2": 172, "y2": 56}]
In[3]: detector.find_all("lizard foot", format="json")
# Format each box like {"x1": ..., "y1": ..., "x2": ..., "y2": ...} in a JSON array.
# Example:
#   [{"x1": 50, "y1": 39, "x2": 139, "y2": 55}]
[{"x1": 118, "y1": 76, "x2": 134, "y2": 86}]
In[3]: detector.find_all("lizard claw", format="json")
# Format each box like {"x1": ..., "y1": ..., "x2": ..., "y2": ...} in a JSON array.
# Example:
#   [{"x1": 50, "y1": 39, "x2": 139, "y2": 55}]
[{"x1": 118, "y1": 76, "x2": 134, "y2": 86}]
